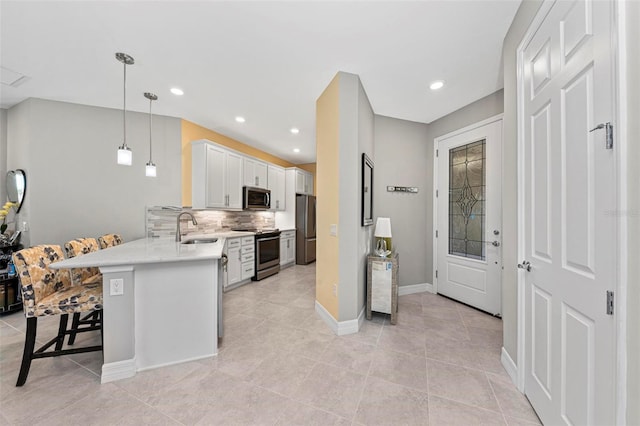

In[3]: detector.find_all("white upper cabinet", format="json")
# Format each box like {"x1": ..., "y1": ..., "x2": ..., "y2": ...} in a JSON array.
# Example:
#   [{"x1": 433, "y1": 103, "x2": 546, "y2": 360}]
[
  {"x1": 295, "y1": 169, "x2": 314, "y2": 195},
  {"x1": 267, "y1": 165, "x2": 286, "y2": 211},
  {"x1": 192, "y1": 140, "x2": 243, "y2": 209},
  {"x1": 243, "y1": 157, "x2": 268, "y2": 189}
]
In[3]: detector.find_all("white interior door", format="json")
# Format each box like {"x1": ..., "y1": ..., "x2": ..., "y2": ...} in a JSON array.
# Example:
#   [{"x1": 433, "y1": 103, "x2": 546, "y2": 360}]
[
  {"x1": 519, "y1": 1, "x2": 616, "y2": 424},
  {"x1": 435, "y1": 118, "x2": 502, "y2": 315}
]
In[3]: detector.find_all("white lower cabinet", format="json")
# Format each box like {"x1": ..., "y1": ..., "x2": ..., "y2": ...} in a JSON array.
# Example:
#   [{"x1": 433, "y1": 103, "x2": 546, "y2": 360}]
[
  {"x1": 240, "y1": 236, "x2": 255, "y2": 280},
  {"x1": 225, "y1": 236, "x2": 256, "y2": 290},
  {"x1": 226, "y1": 238, "x2": 242, "y2": 287},
  {"x1": 280, "y1": 230, "x2": 296, "y2": 267}
]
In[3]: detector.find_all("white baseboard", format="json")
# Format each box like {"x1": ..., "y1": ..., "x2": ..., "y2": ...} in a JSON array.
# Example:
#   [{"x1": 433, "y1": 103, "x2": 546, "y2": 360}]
[
  {"x1": 315, "y1": 301, "x2": 363, "y2": 336},
  {"x1": 101, "y1": 358, "x2": 136, "y2": 384},
  {"x1": 137, "y1": 353, "x2": 217, "y2": 373},
  {"x1": 501, "y1": 347, "x2": 518, "y2": 387},
  {"x1": 398, "y1": 283, "x2": 433, "y2": 296}
]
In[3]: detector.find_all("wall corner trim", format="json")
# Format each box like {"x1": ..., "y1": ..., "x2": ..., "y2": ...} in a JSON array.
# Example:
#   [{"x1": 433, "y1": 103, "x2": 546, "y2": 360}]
[
  {"x1": 501, "y1": 347, "x2": 521, "y2": 391},
  {"x1": 398, "y1": 283, "x2": 433, "y2": 296},
  {"x1": 314, "y1": 301, "x2": 364, "y2": 336}
]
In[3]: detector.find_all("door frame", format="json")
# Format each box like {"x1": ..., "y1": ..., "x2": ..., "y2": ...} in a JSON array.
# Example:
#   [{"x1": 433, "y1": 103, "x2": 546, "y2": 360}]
[
  {"x1": 432, "y1": 113, "x2": 504, "y2": 297},
  {"x1": 515, "y1": 0, "x2": 628, "y2": 421}
]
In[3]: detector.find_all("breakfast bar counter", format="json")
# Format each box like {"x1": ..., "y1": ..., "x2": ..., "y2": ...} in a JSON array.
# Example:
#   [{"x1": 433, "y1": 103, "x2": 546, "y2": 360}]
[{"x1": 51, "y1": 237, "x2": 226, "y2": 383}]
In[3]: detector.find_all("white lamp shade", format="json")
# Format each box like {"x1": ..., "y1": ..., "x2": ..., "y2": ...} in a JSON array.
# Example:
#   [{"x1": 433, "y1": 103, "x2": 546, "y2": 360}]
[
  {"x1": 145, "y1": 163, "x2": 157, "y2": 177},
  {"x1": 374, "y1": 217, "x2": 392, "y2": 238},
  {"x1": 117, "y1": 147, "x2": 132, "y2": 166}
]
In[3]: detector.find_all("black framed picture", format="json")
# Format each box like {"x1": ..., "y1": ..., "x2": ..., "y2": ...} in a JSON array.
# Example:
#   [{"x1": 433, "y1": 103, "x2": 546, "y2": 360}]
[{"x1": 362, "y1": 153, "x2": 374, "y2": 226}]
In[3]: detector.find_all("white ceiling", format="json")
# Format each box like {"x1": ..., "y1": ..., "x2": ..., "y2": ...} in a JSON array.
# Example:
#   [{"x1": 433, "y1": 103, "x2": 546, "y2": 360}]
[{"x1": 0, "y1": 1, "x2": 520, "y2": 164}]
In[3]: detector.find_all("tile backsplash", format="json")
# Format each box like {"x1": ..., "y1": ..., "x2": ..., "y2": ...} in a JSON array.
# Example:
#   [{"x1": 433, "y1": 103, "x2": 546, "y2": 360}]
[{"x1": 145, "y1": 207, "x2": 275, "y2": 238}]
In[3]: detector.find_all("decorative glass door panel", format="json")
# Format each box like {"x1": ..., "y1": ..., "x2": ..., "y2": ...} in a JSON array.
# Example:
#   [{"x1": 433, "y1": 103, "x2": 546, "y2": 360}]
[{"x1": 448, "y1": 139, "x2": 486, "y2": 260}]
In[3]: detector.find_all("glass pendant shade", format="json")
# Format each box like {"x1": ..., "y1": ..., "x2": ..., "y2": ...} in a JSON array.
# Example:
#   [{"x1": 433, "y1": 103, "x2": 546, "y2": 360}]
[
  {"x1": 117, "y1": 145, "x2": 132, "y2": 166},
  {"x1": 145, "y1": 162, "x2": 157, "y2": 177}
]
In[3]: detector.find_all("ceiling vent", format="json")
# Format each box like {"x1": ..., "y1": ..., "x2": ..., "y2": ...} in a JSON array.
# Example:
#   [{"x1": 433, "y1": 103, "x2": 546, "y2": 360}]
[{"x1": 0, "y1": 67, "x2": 29, "y2": 87}]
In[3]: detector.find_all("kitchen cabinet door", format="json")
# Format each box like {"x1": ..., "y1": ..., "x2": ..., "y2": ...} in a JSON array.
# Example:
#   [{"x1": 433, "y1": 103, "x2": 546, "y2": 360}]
[
  {"x1": 206, "y1": 145, "x2": 226, "y2": 208},
  {"x1": 244, "y1": 158, "x2": 268, "y2": 189},
  {"x1": 294, "y1": 169, "x2": 313, "y2": 195},
  {"x1": 268, "y1": 165, "x2": 285, "y2": 211},
  {"x1": 226, "y1": 152, "x2": 243, "y2": 209},
  {"x1": 280, "y1": 232, "x2": 296, "y2": 266},
  {"x1": 227, "y1": 245, "x2": 242, "y2": 286}
]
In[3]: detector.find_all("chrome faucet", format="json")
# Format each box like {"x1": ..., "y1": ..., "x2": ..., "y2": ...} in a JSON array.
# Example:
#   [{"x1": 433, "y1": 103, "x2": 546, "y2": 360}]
[{"x1": 176, "y1": 212, "x2": 198, "y2": 242}]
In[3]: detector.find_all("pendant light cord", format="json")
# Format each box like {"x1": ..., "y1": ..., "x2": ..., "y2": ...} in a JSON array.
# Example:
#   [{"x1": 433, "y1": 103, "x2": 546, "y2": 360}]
[
  {"x1": 148, "y1": 97, "x2": 153, "y2": 162},
  {"x1": 123, "y1": 61, "x2": 127, "y2": 149}
]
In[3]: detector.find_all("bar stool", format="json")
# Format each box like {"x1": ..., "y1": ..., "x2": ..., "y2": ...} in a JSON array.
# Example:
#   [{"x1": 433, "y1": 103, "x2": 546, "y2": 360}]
[
  {"x1": 64, "y1": 238, "x2": 102, "y2": 345},
  {"x1": 98, "y1": 234, "x2": 123, "y2": 249},
  {"x1": 12, "y1": 245, "x2": 103, "y2": 386}
]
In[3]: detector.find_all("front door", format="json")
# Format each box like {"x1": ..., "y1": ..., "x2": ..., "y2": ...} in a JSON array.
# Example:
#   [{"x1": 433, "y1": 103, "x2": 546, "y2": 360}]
[
  {"x1": 435, "y1": 118, "x2": 502, "y2": 315},
  {"x1": 519, "y1": 0, "x2": 617, "y2": 424}
]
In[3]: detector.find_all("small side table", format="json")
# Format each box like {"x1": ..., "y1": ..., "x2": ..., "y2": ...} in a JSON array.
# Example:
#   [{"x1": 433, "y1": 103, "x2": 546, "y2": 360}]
[{"x1": 366, "y1": 252, "x2": 399, "y2": 325}]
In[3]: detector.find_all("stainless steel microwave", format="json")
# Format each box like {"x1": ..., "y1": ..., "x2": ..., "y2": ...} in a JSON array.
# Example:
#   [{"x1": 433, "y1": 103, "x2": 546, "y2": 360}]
[{"x1": 243, "y1": 186, "x2": 271, "y2": 210}]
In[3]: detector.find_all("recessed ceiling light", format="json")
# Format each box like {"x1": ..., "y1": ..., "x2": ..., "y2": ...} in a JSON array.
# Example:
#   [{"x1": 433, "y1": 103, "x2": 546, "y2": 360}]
[
  {"x1": 429, "y1": 80, "x2": 445, "y2": 91},
  {"x1": 170, "y1": 87, "x2": 184, "y2": 96},
  {"x1": 290, "y1": 127, "x2": 300, "y2": 134},
  {"x1": 293, "y1": 148, "x2": 300, "y2": 153},
  {"x1": 235, "y1": 116, "x2": 246, "y2": 123}
]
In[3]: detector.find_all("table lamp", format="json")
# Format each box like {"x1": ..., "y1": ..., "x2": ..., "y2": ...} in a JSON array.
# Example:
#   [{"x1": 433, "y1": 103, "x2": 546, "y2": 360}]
[{"x1": 374, "y1": 217, "x2": 392, "y2": 257}]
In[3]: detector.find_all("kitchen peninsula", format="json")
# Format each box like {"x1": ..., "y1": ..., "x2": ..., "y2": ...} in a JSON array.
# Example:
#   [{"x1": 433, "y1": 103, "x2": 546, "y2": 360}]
[{"x1": 51, "y1": 236, "x2": 231, "y2": 384}]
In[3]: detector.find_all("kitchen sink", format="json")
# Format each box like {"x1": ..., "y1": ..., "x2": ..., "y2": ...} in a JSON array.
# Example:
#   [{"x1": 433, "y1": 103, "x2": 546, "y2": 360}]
[{"x1": 181, "y1": 238, "x2": 219, "y2": 245}]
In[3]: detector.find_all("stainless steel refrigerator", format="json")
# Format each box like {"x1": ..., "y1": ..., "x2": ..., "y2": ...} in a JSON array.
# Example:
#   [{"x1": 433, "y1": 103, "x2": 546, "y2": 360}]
[{"x1": 296, "y1": 194, "x2": 316, "y2": 264}]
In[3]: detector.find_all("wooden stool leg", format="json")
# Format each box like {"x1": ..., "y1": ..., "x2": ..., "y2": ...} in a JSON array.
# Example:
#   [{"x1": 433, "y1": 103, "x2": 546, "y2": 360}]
[
  {"x1": 67, "y1": 313, "x2": 80, "y2": 345},
  {"x1": 16, "y1": 317, "x2": 37, "y2": 387},
  {"x1": 54, "y1": 314, "x2": 69, "y2": 351}
]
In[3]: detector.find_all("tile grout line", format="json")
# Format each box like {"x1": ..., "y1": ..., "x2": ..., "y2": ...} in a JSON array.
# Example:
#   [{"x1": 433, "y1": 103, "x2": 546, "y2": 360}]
[{"x1": 486, "y1": 371, "x2": 510, "y2": 425}]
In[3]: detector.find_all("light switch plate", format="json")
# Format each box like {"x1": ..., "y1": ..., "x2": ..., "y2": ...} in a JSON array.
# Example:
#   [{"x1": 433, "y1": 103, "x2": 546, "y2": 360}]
[
  {"x1": 330, "y1": 224, "x2": 337, "y2": 236},
  {"x1": 110, "y1": 278, "x2": 124, "y2": 296}
]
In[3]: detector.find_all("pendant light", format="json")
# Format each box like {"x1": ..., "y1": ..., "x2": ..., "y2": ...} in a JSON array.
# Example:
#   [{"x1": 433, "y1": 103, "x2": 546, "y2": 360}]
[
  {"x1": 116, "y1": 52, "x2": 134, "y2": 165},
  {"x1": 144, "y1": 92, "x2": 158, "y2": 177}
]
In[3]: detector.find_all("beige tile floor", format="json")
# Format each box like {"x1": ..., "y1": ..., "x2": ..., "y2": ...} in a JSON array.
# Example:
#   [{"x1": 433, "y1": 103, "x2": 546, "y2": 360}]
[{"x1": 0, "y1": 264, "x2": 540, "y2": 425}]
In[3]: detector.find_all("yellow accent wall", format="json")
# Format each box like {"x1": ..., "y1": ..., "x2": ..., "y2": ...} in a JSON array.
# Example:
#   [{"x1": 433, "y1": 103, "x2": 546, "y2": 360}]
[
  {"x1": 315, "y1": 74, "x2": 340, "y2": 319},
  {"x1": 181, "y1": 119, "x2": 296, "y2": 207}
]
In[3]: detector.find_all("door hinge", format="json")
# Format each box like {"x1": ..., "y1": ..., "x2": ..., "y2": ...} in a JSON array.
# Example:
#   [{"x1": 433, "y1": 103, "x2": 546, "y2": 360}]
[
  {"x1": 436, "y1": 230, "x2": 438, "y2": 238},
  {"x1": 436, "y1": 189, "x2": 439, "y2": 198},
  {"x1": 436, "y1": 149, "x2": 439, "y2": 157},
  {"x1": 606, "y1": 291, "x2": 614, "y2": 315},
  {"x1": 435, "y1": 270, "x2": 438, "y2": 278}
]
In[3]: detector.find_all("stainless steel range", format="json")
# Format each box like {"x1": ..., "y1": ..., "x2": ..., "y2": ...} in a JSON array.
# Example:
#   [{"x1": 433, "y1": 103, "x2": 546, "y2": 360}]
[{"x1": 232, "y1": 228, "x2": 281, "y2": 280}]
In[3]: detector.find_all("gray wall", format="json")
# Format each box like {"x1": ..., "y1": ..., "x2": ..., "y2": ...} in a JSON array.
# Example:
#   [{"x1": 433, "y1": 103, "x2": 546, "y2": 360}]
[
  {"x1": 337, "y1": 72, "x2": 374, "y2": 321},
  {"x1": 0, "y1": 109, "x2": 7, "y2": 204},
  {"x1": 373, "y1": 90, "x2": 503, "y2": 289},
  {"x1": 6, "y1": 98, "x2": 181, "y2": 247},
  {"x1": 501, "y1": 0, "x2": 543, "y2": 363},
  {"x1": 625, "y1": 1, "x2": 640, "y2": 423},
  {"x1": 373, "y1": 115, "x2": 429, "y2": 286}
]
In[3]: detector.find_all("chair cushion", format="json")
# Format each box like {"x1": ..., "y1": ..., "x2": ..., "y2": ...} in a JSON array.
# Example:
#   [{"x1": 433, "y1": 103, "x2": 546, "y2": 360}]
[
  {"x1": 30, "y1": 282, "x2": 103, "y2": 317},
  {"x1": 64, "y1": 238, "x2": 101, "y2": 286},
  {"x1": 12, "y1": 245, "x2": 72, "y2": 309},
  {"x1": 82, "y1": 274, "x2": 102, "y2": 285}
]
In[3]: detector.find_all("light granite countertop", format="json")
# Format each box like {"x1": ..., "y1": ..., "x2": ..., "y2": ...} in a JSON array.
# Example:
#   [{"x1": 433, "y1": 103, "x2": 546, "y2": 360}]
[{"x1": 50, "y1": 236, "x2": 229, "y2": 269}]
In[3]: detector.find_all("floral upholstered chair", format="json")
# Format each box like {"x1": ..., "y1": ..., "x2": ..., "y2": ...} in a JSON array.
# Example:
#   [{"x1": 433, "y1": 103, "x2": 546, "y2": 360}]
[
  {"x1": 63, "y1": 238, "x2": 103, "y2": 345},
  {"x1": 64, "y1": 237, "x2": 101, "y2": 286},
  {"x1": 12, "y1": 245, "x2": 103, "y2": 386},
  {"x1": 98, "y1": 233, "x2": 123, "y2": 249}
]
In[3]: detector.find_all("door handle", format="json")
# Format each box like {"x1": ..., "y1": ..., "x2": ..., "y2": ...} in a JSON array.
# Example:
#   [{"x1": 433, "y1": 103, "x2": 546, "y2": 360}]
[
  {"x1": 485, "y1": 240, "x2": 500, "y2": 247},
  {"x1": 517, "y1": 260, "x2": 531, "y2": 272}
]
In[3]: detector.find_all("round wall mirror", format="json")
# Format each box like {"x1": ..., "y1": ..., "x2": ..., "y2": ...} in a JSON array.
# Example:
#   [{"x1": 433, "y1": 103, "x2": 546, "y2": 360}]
[{"x1": 6, "y1": 169, "x2": 26, "y2": 213}]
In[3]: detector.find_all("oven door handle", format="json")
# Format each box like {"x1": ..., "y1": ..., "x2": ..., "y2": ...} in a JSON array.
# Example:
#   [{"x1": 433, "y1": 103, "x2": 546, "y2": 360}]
[{"x1": 256, "y1": 236, "x2": 280, "y2": 242}]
